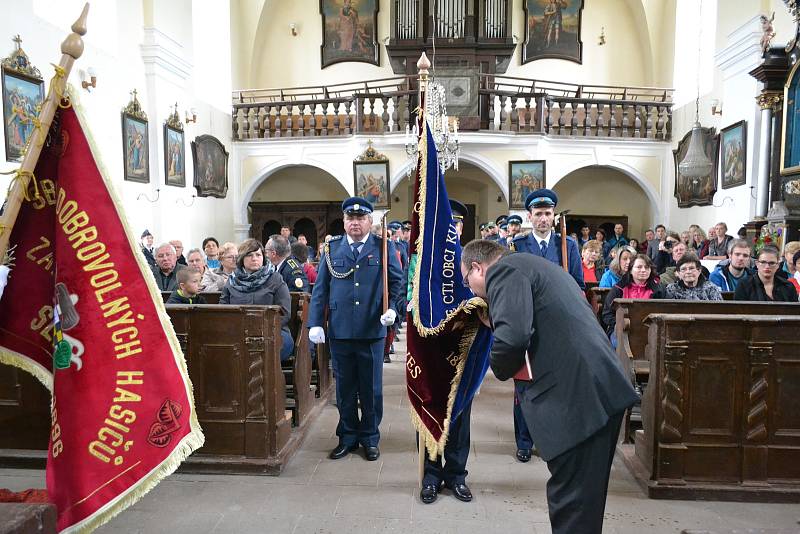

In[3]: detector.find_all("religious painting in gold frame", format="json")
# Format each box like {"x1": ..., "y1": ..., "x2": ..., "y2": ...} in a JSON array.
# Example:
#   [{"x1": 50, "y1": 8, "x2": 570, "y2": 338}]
[
  {"x1": 522, "y1": 0, "x2": 584, "y2": 64},
  {"x1": 780, "y1": 59, "x2": 800, "y2": 209},
  {"x1": 121, "y1": 90, "x2": 149, "y2": 184},
  {"x1": 320, "y1": 0, "x2": 379, "y2": 69},
  {"x1": 353, "y1": 140, "x2": 389, "y2": 209},
  {"x1": 1, "y1": 36, "x2": 44, "y2": 163}
]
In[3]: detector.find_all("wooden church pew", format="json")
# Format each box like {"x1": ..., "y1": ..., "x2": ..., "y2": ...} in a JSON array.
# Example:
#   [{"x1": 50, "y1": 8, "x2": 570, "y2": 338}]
[{"x1": 620, "y1": 313, "x2": 800, "y2": 502}]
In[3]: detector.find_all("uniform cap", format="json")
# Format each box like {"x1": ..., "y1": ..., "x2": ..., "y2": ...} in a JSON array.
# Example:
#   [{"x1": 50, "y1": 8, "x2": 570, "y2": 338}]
[
  {"x1": 525, "y1": 188, "x2": 558, "y2": 210},
  {"x1": 141, "y1": 229, "x2": 152, "y2": 238},
  {"x1": 449, "y1": 199, "x2": 468, "y2": 221},
  {"x1": 342, "y1": 196, "x2": 374, "y2": 215},
  {"x1": 507, "y1": 214, "x2": 523, "y2": 225}
]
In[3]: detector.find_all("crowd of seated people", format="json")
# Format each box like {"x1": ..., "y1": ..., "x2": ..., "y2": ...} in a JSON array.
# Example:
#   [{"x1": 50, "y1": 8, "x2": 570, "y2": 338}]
[{"x1": 571, "y1": 220, "x2": 800, "y2": 343}]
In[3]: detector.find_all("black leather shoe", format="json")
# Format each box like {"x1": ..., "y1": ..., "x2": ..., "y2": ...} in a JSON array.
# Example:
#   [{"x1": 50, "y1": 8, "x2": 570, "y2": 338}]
[
  {"x1": 329, "y1": 443, "x2": 358, "y2": 460},
  {"x1": 383, "y1": 354, "x2": 391, "y2": 363},
  {"x1": 447, "y1": 482, "x2": 473, "y2": 502},
  {"x1": 516, "y1": 448, "x2": 532, "y2": 463},
  {"x1": 420, "y1": 482, "x2": 443, "y2": 504},
  {"x1": 364, "y1": 445, "x2": 380, "y2": 461}
]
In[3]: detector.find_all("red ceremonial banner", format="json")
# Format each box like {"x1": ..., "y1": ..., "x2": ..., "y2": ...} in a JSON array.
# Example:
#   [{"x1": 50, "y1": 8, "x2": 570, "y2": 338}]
[{"x1": 0, "y1": 104, "x2": 204, "y2": 533}]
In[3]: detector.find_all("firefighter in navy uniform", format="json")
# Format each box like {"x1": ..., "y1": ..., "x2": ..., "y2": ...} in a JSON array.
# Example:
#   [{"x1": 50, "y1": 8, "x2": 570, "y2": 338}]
[
  {"x1": 508, "y1": 188, "x2": 584, "y2": 463},
  {"x1": 506, "y1": 214, "x2": 524, "y2": 245},
  {"x1": 418, "y1": 198, "x2": 476, "y2": 505},
  {"x1": 308, "y1": 197, "x2": 404, "y2": 461},
  {"x1": 266, "y1": 235, "x2": 310, "y2": 293}
]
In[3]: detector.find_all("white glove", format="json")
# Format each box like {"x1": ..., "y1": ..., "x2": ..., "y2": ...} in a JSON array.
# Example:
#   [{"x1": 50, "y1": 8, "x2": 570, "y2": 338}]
[
  {"x1": 380, "y1": 309, "x2": 397, "y2": 327},
  {"x1": 309, "y1": 326, "x2": 325, "y2": 345},
  {"x1": 0, "y1": 265, "x2": 9, "y2": 302}
]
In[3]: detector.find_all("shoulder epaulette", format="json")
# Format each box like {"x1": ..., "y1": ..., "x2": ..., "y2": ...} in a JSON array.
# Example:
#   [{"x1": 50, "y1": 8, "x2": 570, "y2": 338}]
[
  {"x1": 329, "y1": 235, "x2": 343, "y2": 241},
  {"x1": 512, "y1": 233, "x2": 527, "y2": 241},
  {"x1": 287, "y1": 258, "x2": 300, "y2": 269}
]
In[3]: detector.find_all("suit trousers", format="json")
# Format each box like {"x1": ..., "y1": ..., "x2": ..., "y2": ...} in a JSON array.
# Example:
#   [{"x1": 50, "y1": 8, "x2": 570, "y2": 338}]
[
  {"x1": 545, "y1": 412, "x2": 623, "y2": 534},
  {"x1": 422, "y1": 401, "x2": 472, "y2": 486},
  {"x1": 513, "y1": 381, "x2": 534, "y2": 450},
  {"x1": 330, "y1": 338, "x2": 384, "y2": 447}
]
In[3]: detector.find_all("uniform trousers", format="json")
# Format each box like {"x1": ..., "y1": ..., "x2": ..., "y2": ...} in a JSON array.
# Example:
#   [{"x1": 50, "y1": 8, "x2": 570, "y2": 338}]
[
  {"x1": 329, "y1": 338, "x2": 384, "y2": 447},
  {"x1": 422, "y1": 401, "x2": 472, "y2": 486},
  {"x1": 513, "y1": 382, "x2": 534, "y2": 450},
  {"x1": 545, "y1": 411, "x2": 623, "y2": 534}
]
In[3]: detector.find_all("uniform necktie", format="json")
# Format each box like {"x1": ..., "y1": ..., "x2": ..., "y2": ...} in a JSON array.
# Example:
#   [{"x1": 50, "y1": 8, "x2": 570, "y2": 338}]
[
  {"x1": 351, "y1": 242, "x2": 362, "y2": 259},
  {"x1": 539, "y1": 240, "x2": 547, "y2": 256}
]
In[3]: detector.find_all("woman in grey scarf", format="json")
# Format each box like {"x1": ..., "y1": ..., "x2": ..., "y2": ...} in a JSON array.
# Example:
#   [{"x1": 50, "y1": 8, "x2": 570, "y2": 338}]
[{"x1": 221, "y1": 239, "x2": 294, "y2": 360}]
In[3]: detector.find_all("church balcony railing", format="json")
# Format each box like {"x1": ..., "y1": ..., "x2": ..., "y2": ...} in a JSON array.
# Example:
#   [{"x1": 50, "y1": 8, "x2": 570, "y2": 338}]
[{"x1": 232, "y1": 74, "x2": 673, "y2": 141}]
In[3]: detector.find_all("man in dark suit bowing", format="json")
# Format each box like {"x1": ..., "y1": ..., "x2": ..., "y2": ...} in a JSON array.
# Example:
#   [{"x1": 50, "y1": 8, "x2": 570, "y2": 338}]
[
  {"x1": 460, "y1": 239, "x2": 638, "y2": 534},
  {"x1": 308, "y1": 197, "x2": 405, "y2": 461}
]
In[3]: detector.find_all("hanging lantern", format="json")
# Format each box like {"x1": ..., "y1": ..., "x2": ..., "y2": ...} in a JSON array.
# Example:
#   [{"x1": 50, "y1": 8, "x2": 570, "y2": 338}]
[{"x1": 679, "y1": 121, "x2": 713, "y2": 178}]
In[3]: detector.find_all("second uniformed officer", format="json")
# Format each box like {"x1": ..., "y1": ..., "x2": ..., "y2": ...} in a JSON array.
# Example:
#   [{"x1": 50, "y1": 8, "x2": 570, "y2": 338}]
[
  {"x1": 508, "y1": 188, "x2": 584, "y2": 463},
  {"x1": 266, "y1": 235, "x2": 310, "y2": 293},
  {"x1": 308, "y1": 197, "x2": 404, "y2": 461}
]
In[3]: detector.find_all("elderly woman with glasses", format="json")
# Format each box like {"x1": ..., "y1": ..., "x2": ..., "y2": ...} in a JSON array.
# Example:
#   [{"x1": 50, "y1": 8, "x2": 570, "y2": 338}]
[
  {"x1": 664, "y1": 253, "x2": 721, "y2": 300},
  {"x1": 734, "y1": 245, "x2": 799, "y2": 302},
  {"x1": 221, "y1": 239, "x2": 295, "y2": 360},
  {"x1": 202, "y1": 244, "x2": 238, "y2": 291}
]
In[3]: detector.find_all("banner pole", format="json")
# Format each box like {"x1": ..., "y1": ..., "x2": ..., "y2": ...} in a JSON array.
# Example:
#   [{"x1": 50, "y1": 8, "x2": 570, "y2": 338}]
[
  {"x1": 559, "y1": 209, "x2": 570, "y2": 273},
  {"x1": 382, "y1": 210, "x2": 389, "y2": 313},
  {"x1": 0, "y1": 3, "x2": 90, "y2": 261},
  {"x1": 418, "y1": 432, "x2": 425, "y2": 488}
]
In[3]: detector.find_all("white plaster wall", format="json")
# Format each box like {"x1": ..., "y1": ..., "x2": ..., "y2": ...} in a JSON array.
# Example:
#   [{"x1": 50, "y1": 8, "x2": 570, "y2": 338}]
[
  {"x1": 667, "y1": 3, "x2": 791, "y2": 235},
  {"x1": 0, "y1": 0, "x2": 235, "y2": 251},
  {"x1": 553, "y1": 166, "x2": 654, "y2": 239}
]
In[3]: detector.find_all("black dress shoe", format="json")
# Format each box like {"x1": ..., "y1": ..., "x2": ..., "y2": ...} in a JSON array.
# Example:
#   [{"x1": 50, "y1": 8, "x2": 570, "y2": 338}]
[
  {"x1": 364, "y1": 445, "x2": 380, "y2": 461},
  {"x1": 383, "y1": 354, "x2": 391, "y2": 363},
  {"x1": 516, "y1": 448, "x2": 532, "y2": 463},
  {"x1": 420, "y1": 481, "x2": 444, "y2": 504},
  {"x1": 329, "y1": 443, "x2": 358, "y2": 460},
  {"x1": 447, "y1": 482, "x2": 473, "y2": 502}
]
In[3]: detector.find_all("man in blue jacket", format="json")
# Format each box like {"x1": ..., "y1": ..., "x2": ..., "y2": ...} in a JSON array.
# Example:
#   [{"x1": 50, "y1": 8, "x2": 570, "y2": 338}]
[
  {"x1": 708, "y1": 238, "x2": 753, "y2": 291},
  {"x1": 308, "y1": 197, "x2": 405, "y2": 461},
  {"x1": 508, "y1": 188, "x2": 584, "y2": 463}
]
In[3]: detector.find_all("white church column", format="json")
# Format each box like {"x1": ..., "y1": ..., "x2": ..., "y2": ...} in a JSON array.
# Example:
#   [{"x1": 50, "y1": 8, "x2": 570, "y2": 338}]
[{"x1": 755, "y1": 93, "x2": 781, "y2": 218}]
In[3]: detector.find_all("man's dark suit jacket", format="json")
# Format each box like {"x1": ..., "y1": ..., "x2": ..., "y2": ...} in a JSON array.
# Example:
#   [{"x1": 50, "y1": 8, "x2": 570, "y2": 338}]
[{"x1": 486, "y1": 253, "x2": 638, "y2": 462}]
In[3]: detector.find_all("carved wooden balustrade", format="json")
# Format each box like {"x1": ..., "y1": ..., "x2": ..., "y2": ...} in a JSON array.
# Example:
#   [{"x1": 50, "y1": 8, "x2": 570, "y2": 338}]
[{"x1": 232, "y1": 75, "x2": 673, "y2": 141}]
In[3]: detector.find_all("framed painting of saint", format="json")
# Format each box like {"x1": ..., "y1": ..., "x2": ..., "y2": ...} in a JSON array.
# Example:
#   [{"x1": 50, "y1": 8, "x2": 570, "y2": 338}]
[
  {"x1": 1, "y1": 36, "x2": 44, "y2": 162},
  {"x1": 191, "y1": 135, "x2": 229, "y2": 199},
  {"x1": 121, "y1": 90, "x2": 149, "y2": 183},
  {"x1": 320, "y1": 0, "x2": 379, "y2": 68},
  {"x1": 673, "y1": 127, "x2": 719, "y2": 208},
  {"x1": 353, "y1": 161, "x2": 390, "y2": 209},
  {"x1": 522, "y1": 0, "x2": 584, "y2": 64},
  {"x1": 720, "y1": 120, "x2": 746, "y2": 189},
  {"x1": 509, "y1": 160, "x2": 546, "y2": 210},
  {"x1": 164, "y1": 123, "x2": 185, "y2": 188}
]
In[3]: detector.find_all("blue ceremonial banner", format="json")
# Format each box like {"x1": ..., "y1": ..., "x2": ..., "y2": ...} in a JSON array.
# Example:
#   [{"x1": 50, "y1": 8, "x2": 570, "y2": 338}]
[{"x1": 407, "y1": 119, "x2": 492, "y2": 457}]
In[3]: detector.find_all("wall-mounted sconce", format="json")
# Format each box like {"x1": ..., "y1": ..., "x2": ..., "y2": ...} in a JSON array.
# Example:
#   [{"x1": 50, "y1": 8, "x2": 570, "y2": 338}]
[
  {"x1": 393, "y1": 195, "x2": 400, "y2": 203},
  {"x1": 711, "y1": 99, "x2": 723, "y2": 116},
  {"x1": 497, "y1": 194, "x2": 503, "y2": 203},
  {"x1": 81, "y1": 67, "x2": 97, "y2": 91},
  {"x1": 137, "y1": 188, "x2": 160, "y2": 203},
  {"x1": 512, "y1": 34, "x2": 519, "y2": 45},
  {"x1": 598, "y1": 27, "x2": 606, "y2": 46},
  {"x1": 382, "y1": 36, "x2": 390, "y2": 45},
  {"x1": 185, "y1": 108, "x2": 197, "y2": 124},
  {"x1": 289, "y1": 23, "x2": 298, "y2": 37}
]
